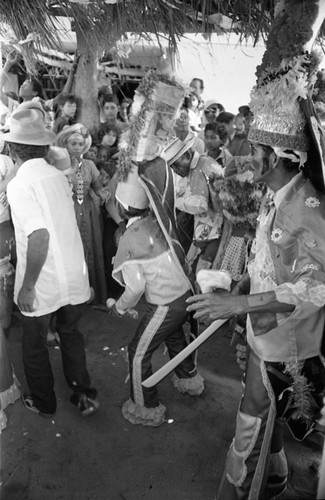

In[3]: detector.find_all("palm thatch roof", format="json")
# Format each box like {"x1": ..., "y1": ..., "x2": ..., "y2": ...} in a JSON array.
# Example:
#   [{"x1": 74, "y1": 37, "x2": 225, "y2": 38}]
[{"x1": 0, "y1": 0, "x2": 276, "y2": 55}]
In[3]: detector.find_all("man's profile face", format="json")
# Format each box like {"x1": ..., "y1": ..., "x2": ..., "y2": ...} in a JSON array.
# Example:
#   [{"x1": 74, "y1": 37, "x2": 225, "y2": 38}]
[
  {"x1": 171, "y1": 152, "x2": 191, "y2": 177},
  {"x1": 19, "y1": 80, "x2": 35, "y2": 99},
  {"x1": 225, "y1": 119, "x2": 236, "y2": 137},
  {"x1": 249, "y1": 143, "x2": 272, "y2": 182}
]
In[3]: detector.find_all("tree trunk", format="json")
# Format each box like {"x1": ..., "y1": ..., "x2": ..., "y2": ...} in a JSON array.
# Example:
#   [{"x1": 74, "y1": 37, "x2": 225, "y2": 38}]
[{"x1": 74, "y1": 22, "x2": 99, "y2": 133}]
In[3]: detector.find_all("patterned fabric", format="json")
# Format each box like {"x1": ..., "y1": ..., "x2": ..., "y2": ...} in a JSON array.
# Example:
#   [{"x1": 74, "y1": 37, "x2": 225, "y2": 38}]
[{"x1": 220, "y1": 236, "x2": 248, "y2": 282}]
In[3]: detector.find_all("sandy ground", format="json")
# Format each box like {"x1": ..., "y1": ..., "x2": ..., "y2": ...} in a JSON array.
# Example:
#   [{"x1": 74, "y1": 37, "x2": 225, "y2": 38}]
[{"x1": 0, "y1": 303, "x2": 323, "y2": 500}]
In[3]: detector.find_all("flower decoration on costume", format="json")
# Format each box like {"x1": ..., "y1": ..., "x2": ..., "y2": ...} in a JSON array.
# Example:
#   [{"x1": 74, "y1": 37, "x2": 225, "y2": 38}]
[
  {"x1": 209, "y1": 171, "x2": 265, "y2": 232},
  {"x1": 305, "y1": 196, "x2": 320, "y2": 207},
  {"x1": 271, "y1": 228, "x2": 283, "y2": 242},
  {"x1": 301, "y1": 263, "x2": 319, "y2": 272}
]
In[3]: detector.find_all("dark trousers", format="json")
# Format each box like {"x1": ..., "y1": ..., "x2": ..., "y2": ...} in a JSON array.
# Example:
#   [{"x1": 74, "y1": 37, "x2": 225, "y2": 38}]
[
  {"x1": 22, "y1": 303, "x2": 95, "y2": 414},
  {"x1": 102, "y1": 216, "x2": 123, "y2": 299},
  {"x1": 128, "y1": 291, "x2": 197, "y2": 408}
]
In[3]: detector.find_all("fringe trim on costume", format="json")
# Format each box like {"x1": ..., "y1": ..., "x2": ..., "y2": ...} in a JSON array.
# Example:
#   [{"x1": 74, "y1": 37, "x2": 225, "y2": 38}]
[
  {"x1": 172, "y1": 373, "x2": 205, "y2": 396},
  {"x1": 0, "y1": 373, "x2": 21, "y2": 433},
  {"x1": 283, "y1": 360, "x2": 315, "y2": 424},
  {"x1": 121, "y1": 398, "x2": 166, "y2": 427}
]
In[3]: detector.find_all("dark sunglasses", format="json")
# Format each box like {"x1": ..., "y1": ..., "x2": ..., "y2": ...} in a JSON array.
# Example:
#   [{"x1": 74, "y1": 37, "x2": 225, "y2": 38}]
[{"x1": 204, "y1": 108, "x2": 217, "y2": 114}]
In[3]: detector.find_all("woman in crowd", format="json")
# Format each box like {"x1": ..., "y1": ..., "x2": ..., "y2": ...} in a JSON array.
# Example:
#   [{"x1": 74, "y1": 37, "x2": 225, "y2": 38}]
[
  {"x1": 56, "y1": 124, "x2": 109, "y2": 304},
  {"x1": 53, "y1": 94, "x2": 78, "y2": 134},
  {"x1": 189, "y1": 77, "x2": 205, "y2": 114},
  {"x1": 183, "y1": 93, "x2": 201, "y2": 132}
]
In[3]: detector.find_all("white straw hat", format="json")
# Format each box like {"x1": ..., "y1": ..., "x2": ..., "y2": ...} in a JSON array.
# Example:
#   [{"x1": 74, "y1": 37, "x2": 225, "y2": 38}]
[{"x1": 4, "y1": 108, "x2": 55, "y2": 145}]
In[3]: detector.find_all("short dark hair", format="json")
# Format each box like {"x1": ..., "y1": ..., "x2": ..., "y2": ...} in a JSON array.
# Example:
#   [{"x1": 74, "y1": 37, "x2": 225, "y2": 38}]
[
  {"x1": 102, "y1": 94, "x2": 119, "y2": 107},
  {"x1": 97, "y1": 124, "x2": 119, "y2": 145},
  {"x1": 27, "y1": 77, "x2": 44, "y2": 97},
  {"x1": 8, "y1": 143, "x2": 49, "y2": 162},
  {"x1": 204, "y1": 122, "x2": 228, "y2": 144},
  {"x1": 59, "y1": 93, "x2": 78, "y2": 106},
  {"x1": 190, "y1": 78, "x2": 204, "y2": 91},
  {"x1": 124, "y1": 206, "x2": 149, "y2": 218},
  {"x1": 216, "y1": 111, "x2": 235, "y2": 124}
]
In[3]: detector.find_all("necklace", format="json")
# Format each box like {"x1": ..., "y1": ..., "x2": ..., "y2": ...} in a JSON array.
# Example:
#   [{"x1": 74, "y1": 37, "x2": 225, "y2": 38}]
[{"x1": 75, "y1": 158, "x2": 84, "y2": 205}]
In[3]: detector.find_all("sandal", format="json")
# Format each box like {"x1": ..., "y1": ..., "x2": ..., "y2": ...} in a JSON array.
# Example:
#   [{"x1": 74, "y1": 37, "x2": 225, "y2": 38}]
[{"x1": 23, "y1": 395, "x2": 55, "y2": 418}]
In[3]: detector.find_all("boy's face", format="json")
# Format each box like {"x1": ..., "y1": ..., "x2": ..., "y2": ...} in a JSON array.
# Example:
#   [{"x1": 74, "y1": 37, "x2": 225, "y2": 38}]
[
  {"x1": 98, "y1": 148, "x2": 109, "y2": 162},
  {"x1": 103, "y1": 102, "x2": 118, "y2": 119},
  {"x1": 62, "y1": 101, "x2": 77, "y2": 118},
  {"x1": 86, "y1": 146, "x2": 98, "y2": 162},
  {"x1": 204, "y1": 130, "x2": 221, "y2": 152}
]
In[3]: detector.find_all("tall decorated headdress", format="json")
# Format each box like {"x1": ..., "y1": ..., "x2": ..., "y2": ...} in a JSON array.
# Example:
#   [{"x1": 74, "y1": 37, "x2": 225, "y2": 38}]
[
  {"x1": 115, "y1": 69, "x2": 190, "y2": 277},
  {"x1": 118, "y1": 69, "x2": 186, "y2": 171},
  {"x1": 248, "y1": 0, "x2": 325, "y2": 191}
]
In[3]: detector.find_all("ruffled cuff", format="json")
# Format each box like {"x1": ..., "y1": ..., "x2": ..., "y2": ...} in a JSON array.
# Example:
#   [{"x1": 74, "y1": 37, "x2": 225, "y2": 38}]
[
  {"x1": 121, "y1": 398, "x2": 166, "y2": 427},
  {"x1": 172, "y1": 372, "x2": 205, "y2": 396},
  {"x1": 275, "y1": 278, "x2": 325, "y2": 309}
]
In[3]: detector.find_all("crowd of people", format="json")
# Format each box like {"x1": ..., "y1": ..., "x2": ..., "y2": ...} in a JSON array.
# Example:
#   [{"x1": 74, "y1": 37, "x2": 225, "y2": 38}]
[{"x1": 0, "y1": 49, "x2": 324, "y2": 500}]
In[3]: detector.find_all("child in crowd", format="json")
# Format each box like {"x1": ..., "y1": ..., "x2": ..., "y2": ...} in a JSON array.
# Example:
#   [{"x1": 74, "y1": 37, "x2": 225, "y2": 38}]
[
  {"x1": 111, "y1": 161, "x2": 204, "y2": 427},
  {"x1": 53, "y1": 94, "x2": 78, "y2": 134},
  {"x1": 84, "y1": 144, "x2": 99, "y2": 166},
  {"x1": 117, "y1": 97, "x2": 132, "y2": 123},
  {"x1": 97, "y1": 124, "x2": 119, "y2": 159},
  {"x1": 184, "y1": 93, "x2": 201, "y2": 132},
  {"x1": 204, "y1": 122, "x2": 232, "y2": 166},
  {"x1": 189, "y1": 77, "x2": 205, "y2": 114}
]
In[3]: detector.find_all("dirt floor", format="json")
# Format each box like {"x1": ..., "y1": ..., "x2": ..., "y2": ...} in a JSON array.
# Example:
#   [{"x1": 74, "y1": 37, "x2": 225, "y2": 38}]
[{"x1": 0, "y1": 302, "x2": 323, "y2": 500}]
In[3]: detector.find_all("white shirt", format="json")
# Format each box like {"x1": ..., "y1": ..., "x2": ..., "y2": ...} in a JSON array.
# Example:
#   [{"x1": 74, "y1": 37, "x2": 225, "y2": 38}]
[{"x1": 7, "y1": 158, "x2": 90, "y2": 316}]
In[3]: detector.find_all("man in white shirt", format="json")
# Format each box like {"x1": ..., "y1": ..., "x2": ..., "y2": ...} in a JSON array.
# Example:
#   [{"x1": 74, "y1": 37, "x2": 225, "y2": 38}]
[{"x1": 5, "y1": 106, "x2": 99, "y2": 418}]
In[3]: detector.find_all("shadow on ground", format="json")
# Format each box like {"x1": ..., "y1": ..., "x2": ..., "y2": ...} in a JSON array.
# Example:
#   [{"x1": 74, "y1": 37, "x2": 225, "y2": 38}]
[{"x1": 0, "y1": 304, "x2": 322, "y2": 500}]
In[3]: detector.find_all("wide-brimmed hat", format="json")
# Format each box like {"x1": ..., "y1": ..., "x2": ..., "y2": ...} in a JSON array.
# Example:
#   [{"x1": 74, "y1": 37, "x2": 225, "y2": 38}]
[
  {"x1": 16, "y1": 99, "x2": 46, "y2": 118},
  {"x1": 4, "y1": 107, "x2": 56, "y2": 145},
  {"x1": 55, "y1": 123, "x2": 92, "y2": 154},
  {"x1": 161, "y1": 137, "x2": 196, "y2": 165}
]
